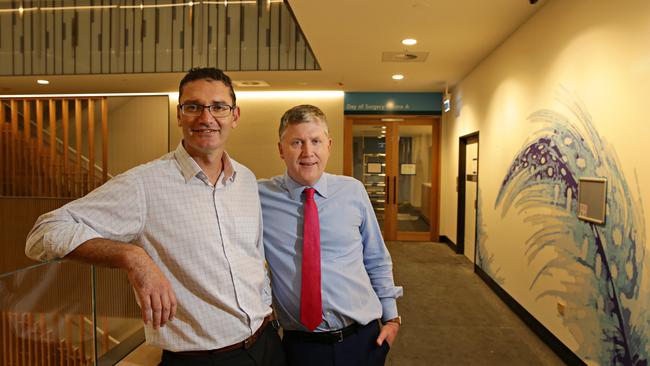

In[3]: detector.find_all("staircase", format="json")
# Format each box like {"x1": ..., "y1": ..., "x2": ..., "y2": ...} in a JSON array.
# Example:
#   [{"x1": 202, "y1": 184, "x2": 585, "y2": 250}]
[
  {"x1": 0, "y1": 97, "x2": 137, "y2": 365},
  {"x1": 0, "y1": 98, "x2": 110, "y2": 198},
  {"x1": 0, "y1": 311, "x2": 131, "y2": 366},
  {"x1": 2, "y1": 312, "x2": 93, "y2": 366}
]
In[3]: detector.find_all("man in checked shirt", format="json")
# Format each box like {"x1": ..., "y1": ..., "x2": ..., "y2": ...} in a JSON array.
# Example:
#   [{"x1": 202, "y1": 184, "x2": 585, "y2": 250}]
[{"x1": 25, "y1": 68, "x2": 286, "y2": 366}]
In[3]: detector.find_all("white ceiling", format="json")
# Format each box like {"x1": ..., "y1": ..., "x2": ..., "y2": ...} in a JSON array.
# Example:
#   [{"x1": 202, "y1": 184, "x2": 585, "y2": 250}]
[{"x1": 0, "y1": 0, "x2": 546, "y2": 95}]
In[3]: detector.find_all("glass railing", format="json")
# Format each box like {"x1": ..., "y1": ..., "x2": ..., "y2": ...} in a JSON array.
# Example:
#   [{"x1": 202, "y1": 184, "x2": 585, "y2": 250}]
[{"x1": 0, "y1": 260, "x2": 143, "y2": 366}]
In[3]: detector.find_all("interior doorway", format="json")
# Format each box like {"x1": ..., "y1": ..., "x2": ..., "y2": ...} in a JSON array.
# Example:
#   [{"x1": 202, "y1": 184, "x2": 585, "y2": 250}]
[
  {"x1": 344, "y1": 116, "x2": 440, "y2": 241},
  {"x1": 456, "y1": 132, "x2": 479, "y2": 261}
]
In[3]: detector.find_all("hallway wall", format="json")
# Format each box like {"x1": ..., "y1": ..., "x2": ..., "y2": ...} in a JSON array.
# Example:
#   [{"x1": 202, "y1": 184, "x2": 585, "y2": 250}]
[
  {"x1": 440, "y1": 0, "x2": 650, "y2": 364},
  {"x1": 104, "y1": 96, "x2": 170, "y2": 175}
]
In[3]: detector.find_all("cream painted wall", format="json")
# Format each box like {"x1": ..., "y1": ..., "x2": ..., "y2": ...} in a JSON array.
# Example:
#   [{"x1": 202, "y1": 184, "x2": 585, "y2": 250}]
[
  {"x1": 103, "y1": 96, "x2": 169, "y2": 175},
  {"x1": 168, "y1": 93, "x2": 344, "y2": 179},
  {"x1": 441, "y1": 0, "x2": 650, "y2": 363}
]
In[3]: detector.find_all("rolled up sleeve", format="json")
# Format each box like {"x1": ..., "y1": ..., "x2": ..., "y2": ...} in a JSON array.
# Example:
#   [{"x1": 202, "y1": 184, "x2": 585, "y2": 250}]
[{"x1": 25, "y1": 172, "x2": 146, "y2": 261}]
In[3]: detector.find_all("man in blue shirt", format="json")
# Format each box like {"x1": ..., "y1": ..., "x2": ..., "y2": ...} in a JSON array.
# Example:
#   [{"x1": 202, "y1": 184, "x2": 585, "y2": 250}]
[{"x1": 258, "y1": 104, "x2": 403, "y2": 366}]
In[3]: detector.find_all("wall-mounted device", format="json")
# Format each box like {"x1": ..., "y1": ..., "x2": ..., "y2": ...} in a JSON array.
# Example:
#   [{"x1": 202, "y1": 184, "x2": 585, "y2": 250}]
[
  {"x1": 443, "y1": 84, "x2": 451, "y2": 113},
  {"x1": 577, "y1": 177, "x2": 607, "y2": 224}
]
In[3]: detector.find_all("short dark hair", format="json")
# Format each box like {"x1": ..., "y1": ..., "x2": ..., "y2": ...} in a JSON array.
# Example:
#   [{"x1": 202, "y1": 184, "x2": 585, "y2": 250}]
[
  {"x1": 178, "y1": 67, "x2": 236, "y2": 105},
  {"x1": 279, "y1": 104, "x2": 329, "y2": 139}
]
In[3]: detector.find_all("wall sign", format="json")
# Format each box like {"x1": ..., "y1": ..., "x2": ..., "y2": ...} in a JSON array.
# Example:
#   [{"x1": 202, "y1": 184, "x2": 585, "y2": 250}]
[{"x1": 344, "y1": 92, "x2": 442, "y2": 115}]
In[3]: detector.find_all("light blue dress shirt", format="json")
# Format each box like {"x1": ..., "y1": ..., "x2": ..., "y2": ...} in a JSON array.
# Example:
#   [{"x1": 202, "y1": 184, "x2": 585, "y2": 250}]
[{"x1": 258, "y1": 172, "x2": 403, "y2": 332}]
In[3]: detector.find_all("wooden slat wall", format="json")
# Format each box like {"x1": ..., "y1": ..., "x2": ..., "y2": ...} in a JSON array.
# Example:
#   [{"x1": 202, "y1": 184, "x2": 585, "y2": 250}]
[
  {"x1": 62, "y1": 100, "x2": 70, "y2": 197},
  {"x1": 35, "y1": 101, "x2": 44, "y2": 196},
  {"x1": 23, "y1": 101, "x2": 33, "y2": 197},
  {"x1": 101, "y1": 99, "x2": 108, "y2": 183},
  {"x1": 0, "y1": 98, "x2": 137, "y2": 366},
  {"x1": 48, "y1": 100, "x2": 57, "y2": 197},
  {"x1": 1, "y1": 103, "x2": 5, "y2": 196},
  {"x1": 0, "y1": 97, "x2": 109, "y2": 198},
  {"x1": 46, "y1": 99, "x2": 56, "y2": 197},
  {"x1": 87, "y1": 100, "x2": 95, "y2": 192},
  {"x1": 11, "y1": 100, "x2": 18, "y2": 196},
  {"x1": 74, "y1": 100, "x2": 82, "y2": 198}
]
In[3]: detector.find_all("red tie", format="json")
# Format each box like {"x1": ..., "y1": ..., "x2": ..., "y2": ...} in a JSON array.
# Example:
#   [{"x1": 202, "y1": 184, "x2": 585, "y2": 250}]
[{"x1": 301, "y1": 188, "x2": 322, "y2": 331}]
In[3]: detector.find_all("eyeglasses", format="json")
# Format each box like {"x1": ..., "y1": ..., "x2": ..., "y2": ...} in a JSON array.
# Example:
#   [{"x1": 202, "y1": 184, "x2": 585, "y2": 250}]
[{"x1": 178, "y1": 103, "x2": 235, "y2": 118}]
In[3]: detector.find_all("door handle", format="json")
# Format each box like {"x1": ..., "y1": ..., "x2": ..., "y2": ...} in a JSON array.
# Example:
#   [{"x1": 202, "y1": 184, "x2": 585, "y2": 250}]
[{"x1": 393, "y1": 176, "x2": 397, "y2": 205}]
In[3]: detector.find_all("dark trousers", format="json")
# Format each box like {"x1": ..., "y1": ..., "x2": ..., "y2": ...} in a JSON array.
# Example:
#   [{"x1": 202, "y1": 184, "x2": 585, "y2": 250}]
[
  {"x1": 160, "y1": 325, "x2": 287, "y2": 366},
  {"x1": 282, "y1": 321, "x2": 389, "y2": 366}
]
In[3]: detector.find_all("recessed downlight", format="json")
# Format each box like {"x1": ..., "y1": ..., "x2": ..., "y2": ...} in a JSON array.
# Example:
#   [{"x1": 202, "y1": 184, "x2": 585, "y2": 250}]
[
  {"x1": 401, "y1": 38, "x2": 417, "y2": 46},
  {"x1": 37, "y1": 79, "x2": 50, "y2": 85},
  {"x1": 233, "y1": 80, "x2": 270, "y2": 87},
  {"x1": 392, "y1": 74, "x2": 404, "y2": 80}
]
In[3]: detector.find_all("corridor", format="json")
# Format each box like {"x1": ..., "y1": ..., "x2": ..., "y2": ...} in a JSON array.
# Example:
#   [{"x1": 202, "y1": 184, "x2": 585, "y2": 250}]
[{"x1": 385, "y1": 241, "x2": 564, "y2": 365}]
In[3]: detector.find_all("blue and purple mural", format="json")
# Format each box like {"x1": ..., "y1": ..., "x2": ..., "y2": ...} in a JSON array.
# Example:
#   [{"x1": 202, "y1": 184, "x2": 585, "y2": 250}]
[
  {"x1": 494, "y1": 88, "x2": 647, "y2": 365},
  {"x1": 476, "y1": 188, "x2": 504, "y2": 284}
]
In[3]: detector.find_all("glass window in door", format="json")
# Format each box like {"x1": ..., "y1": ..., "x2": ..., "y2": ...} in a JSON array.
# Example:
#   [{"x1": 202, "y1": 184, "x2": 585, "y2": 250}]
[
  {"x1": 396, "y1": 125, "x2": 432, "y2": 233},
  {"x1": 352, "y1": 124, "x2": 387, "y2": 229}
]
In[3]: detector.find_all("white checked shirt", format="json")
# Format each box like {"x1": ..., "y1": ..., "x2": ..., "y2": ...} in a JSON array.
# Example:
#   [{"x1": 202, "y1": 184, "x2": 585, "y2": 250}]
[{"x1": 26, "y1": 143, "x2": 272, "y2": 352}]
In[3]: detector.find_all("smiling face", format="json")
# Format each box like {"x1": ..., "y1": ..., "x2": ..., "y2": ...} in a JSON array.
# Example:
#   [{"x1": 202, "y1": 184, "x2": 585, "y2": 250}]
[
  {"x1": 177, "y1": 78, "x2": 240, "y2": 159},
  {"x1": 278, "y1": 120, "x2": 332, "y2": 187}
]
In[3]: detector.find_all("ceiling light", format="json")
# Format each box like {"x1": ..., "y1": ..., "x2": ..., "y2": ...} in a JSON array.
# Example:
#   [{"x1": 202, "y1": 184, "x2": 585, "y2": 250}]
[
  {"x1": 392, "y1": 74, "x2": 404, "y2": 80},
  {"x1": 233, "y1": 80, "x2": 270, "y2": 87},
  {"x1": 36, "y1": 79, "x2": 50, "y2": 85},
  {"x1": 401, "y1": 38, "x2": 417, "y2": 46}
]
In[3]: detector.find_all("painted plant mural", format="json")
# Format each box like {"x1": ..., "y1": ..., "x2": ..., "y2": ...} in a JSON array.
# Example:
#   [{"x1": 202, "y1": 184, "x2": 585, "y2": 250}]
[
  {"x1": 475, "y1": 188, "x2": 504, "y2": 284},
  {"x1": 495, "y1": 89, "x2": 647, "y2": 365}
]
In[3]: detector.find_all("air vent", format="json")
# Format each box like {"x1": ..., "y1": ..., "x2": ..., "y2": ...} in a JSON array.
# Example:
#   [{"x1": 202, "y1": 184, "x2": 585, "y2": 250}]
[{"x1": 382, "y1": 52, "x2": 429, "y2": 63}]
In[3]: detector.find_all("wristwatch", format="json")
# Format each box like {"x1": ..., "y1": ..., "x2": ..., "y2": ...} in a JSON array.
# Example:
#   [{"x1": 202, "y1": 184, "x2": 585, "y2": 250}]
[{"x1": 382, "y1": 316, "x2": 402, "y2": 325}]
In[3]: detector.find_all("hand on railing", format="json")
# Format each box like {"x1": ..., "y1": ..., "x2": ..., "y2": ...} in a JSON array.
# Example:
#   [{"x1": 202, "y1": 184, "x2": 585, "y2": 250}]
[
  {"x1": 65, "y1": 239, "x2": 178, "y2": 330},
  {"x1": 125, "y1": 247, "x2": 178, "y2": 330}
]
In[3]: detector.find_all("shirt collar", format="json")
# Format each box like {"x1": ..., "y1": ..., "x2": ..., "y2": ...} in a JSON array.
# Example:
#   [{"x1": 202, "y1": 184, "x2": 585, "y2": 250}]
[
  {"x1": 282, "y1": 172, "x2": 329, "y2": 201},
  {"x1": 174, "y1": 142, "x2": 238, "y2": 186}
]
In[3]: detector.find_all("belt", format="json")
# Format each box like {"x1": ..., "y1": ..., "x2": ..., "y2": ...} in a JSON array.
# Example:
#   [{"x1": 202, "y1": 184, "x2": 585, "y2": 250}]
[
  {"x1": 170, "y1": 315, "x2": 272, "y2": 356},
  {"x1": 283, "y1": 322, "x2": 363, "y2": 344}
]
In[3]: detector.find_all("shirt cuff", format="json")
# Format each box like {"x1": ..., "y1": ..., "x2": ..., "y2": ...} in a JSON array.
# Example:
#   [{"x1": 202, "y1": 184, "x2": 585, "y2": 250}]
[
  {"x1": 44, "y1": 225, "x2": 102, "y2": 259},
  {"x1": 380, "y1": 297, "x2": 399, "y2": 322}
]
